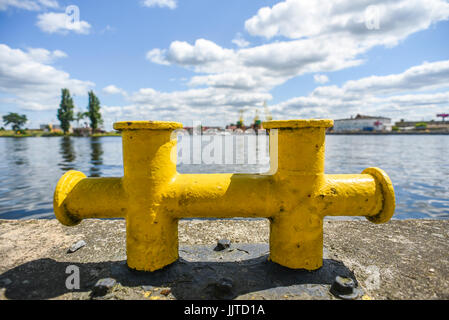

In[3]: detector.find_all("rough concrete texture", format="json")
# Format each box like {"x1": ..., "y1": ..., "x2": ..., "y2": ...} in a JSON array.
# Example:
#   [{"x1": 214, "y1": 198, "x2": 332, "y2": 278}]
[{"x1": 0, "y1": 218, "x2": 447, "y2": 300}]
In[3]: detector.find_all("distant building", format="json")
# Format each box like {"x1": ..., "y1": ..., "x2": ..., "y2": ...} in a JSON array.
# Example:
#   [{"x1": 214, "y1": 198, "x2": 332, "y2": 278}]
[{"x1": 333, "y1": 114, "x2": 392, "y2": 132}]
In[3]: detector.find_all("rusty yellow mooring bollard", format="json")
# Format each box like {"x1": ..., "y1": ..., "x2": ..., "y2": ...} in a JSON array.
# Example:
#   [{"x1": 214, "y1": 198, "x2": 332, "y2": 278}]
[{"x1": 53, "y1": 120, "x2": 395, "y2": 272}]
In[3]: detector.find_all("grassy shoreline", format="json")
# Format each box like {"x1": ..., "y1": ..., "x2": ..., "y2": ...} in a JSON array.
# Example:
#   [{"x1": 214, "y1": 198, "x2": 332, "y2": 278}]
[
  {"x1": 2, "y1": 130, "x2": 448, "y2": 137},
  {"x1": 328, "y1": 131, "x2": 449, "y2": 135},
  {"x1": 0, "y1": 130, "x2": 121, "y2": 138}
]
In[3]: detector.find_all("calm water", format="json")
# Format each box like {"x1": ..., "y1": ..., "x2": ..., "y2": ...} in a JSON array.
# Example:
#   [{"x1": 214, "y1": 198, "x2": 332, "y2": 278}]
[{"x1": 0, "y1": 135, "x2": 448, "y2": 220}]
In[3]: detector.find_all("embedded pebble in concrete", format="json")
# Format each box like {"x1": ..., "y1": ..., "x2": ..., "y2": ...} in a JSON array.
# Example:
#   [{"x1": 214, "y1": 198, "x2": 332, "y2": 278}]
[
  {"x1": 141, "y1": 285, "x2": 154, "y2": 291},
  {"x1": 160, "y1": 288, "x2": 171, "y2": 296},
  {"x1": 67, "y1": 240, "x2": 86, "y2": 253},
  {"x1": 214, "y1": 239, "x2": 231, "y2": 251}
]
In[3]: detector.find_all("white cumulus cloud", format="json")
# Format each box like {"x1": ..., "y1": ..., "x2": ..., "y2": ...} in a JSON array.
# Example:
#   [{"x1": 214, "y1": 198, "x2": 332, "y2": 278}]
[
  {"x1": 141, "y1": 0, "x2": 177, "y2": 10},
  {"x1": 0, "y1": 44, "x2": 94, "y2": 111},
  {"x1": 232, "y1": 33, "x2": 250, "y2": 48},
  {"x1": 26, "y1": 47, "x2": 67, "y2": 63},
  {"x1": 0, "y1": 0, "x2": 58, "y2": 11},
  {"x1": 142, "y1": 0, "x2": 449, "y2": 123},
  {"x1": 36, "y1": 12, "x2": 91, "y2": 34},
  {"x1": 103, "y1": 85, "x2": 127, "y2": 96},
  {"x1": 314, "y1": 74, "x2": 329, "y2": 84},
  {"x1": 244, "y1": 0, "x2": 449, "y2": 45},
  {"x1": 273, "y1": 60, "x2": 449, "y2": 121}
]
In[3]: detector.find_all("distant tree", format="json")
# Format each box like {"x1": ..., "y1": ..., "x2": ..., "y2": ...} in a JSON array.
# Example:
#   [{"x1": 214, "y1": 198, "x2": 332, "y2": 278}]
[
  {"x1": 57, "y1": 88, "x2": 75, "y2": 134},
  {"x1": 87, "y1": 91, "x2": 103, "y2": 131},
  {"x1": 415, "y1": 122, "x2": 427, "y2": 130},
  {"x1": 2, "y1": 112, "x2": 28, "y2": 132}
]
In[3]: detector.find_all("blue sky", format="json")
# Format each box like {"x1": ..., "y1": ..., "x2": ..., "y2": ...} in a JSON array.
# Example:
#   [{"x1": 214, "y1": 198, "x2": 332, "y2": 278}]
[{"x1": 1, "y1": 0, "x2": 449, "y2": 130}]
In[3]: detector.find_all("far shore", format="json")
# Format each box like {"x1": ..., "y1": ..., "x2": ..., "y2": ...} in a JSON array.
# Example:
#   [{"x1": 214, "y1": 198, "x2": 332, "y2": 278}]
[
  {"x1": 0, "y1": 130, "x2": 121, "y2": 138},
  {"x1": 327, "y1": 131, "x2": 449, "y2": 135},
  {"x1": 1, "y1": 130, "x2": 449, "y2": 138}
]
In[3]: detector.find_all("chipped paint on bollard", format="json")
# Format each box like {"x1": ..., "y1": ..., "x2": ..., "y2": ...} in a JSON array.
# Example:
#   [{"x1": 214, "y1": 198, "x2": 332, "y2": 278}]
[{"x1": 53, "y1": 119, "x2": 395, "y2": 272}]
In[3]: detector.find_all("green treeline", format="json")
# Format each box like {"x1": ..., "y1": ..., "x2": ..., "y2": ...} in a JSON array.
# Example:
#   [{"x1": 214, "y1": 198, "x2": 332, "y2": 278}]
[{"x1": 2, "y1": 88, "x2": 107, "y2": 136}]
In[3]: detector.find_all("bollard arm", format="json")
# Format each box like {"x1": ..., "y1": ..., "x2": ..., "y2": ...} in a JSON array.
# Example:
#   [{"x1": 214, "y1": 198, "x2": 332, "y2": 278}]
[
  {"x1": 318, "y1": 167, "x2": 395, "y2": 223},
  {"x1": 54, "y1": 170, "x2": 127, "y2": 226},
  {"x1": 161, "y1": 173, "x2": 278, "y2": 219}
]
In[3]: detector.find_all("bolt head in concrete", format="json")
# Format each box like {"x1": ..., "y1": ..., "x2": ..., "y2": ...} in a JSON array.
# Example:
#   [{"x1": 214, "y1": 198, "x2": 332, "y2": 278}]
[{"x1": 330, "y1": 276, "x2": 363, "y2": 300}]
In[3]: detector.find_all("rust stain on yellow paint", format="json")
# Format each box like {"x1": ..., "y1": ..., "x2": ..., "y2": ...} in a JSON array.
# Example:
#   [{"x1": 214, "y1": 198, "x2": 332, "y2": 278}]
[{"x1": 54, "y1": 119, "x2": 395, "y2": 272}]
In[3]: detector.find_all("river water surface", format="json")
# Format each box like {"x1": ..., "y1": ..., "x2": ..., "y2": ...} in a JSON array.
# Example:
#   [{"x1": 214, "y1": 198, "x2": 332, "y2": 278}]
[{"x1": 0, "y1": 135, "x2": 447, "y2": 220}]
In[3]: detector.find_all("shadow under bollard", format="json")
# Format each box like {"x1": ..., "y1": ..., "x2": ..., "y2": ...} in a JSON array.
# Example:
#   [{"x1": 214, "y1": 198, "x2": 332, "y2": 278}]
[{"x1": 0, "y1": 244, "x2": 359, "y2": 300}]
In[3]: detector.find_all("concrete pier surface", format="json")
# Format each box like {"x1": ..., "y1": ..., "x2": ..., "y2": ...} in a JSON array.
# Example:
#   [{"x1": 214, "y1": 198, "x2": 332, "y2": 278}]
[{"x1": 0, "y1": 219, "x2": 447, "y2": 300}]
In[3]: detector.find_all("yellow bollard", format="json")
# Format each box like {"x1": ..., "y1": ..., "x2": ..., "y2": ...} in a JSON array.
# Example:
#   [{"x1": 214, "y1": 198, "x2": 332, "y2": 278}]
[{"x1": 54, "y1": 120, "x2": 395, "y2": 272}]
